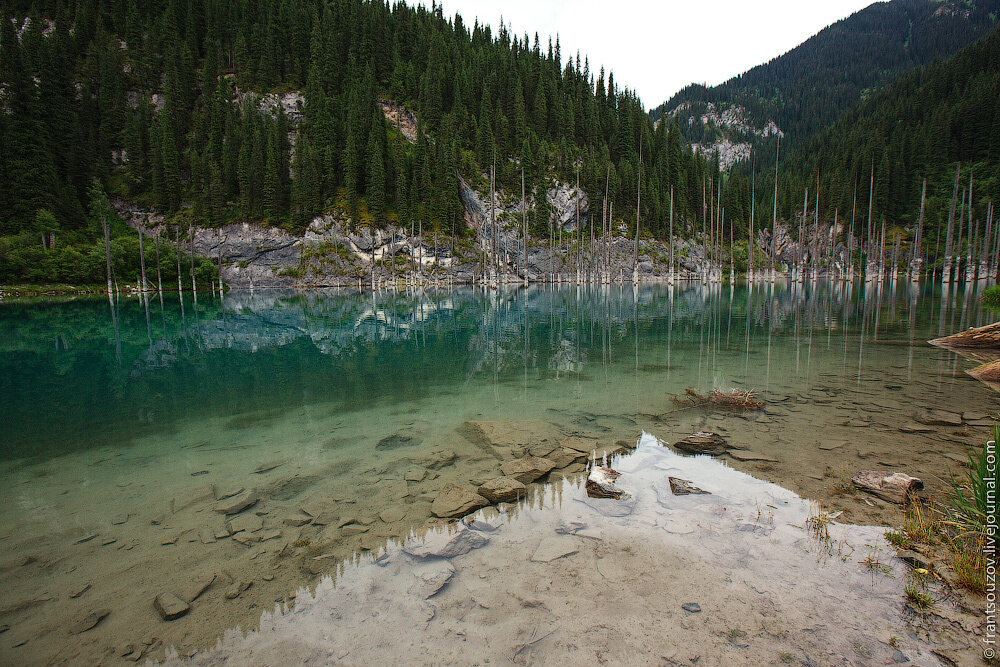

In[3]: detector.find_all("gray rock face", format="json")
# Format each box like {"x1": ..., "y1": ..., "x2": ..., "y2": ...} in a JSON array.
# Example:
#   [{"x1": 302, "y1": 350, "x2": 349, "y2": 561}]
[
  {"x1": 431, "y1": 484, "x2": 489, "y2": 519},
  {"x1": 478, "y1": 477, "x2": 526, "y2": 503}
]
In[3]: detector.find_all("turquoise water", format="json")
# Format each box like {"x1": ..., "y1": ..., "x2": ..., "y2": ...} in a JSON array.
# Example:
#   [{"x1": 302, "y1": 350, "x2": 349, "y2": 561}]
[
  {"x1": 1, "y1": 282, "x2": 992, "y2": 461},
  {"x1": 0, "y1": 281, "x2": 996, "y2": 664}
]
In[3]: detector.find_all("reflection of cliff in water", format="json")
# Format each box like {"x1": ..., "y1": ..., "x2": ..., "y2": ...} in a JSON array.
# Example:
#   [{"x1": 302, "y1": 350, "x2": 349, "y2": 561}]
[{"x1": 0, "y1": 281, "x2": 986, "y2": 460}]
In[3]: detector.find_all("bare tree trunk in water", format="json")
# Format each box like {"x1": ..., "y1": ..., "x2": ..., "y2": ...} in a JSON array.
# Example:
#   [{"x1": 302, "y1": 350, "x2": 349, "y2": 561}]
[
  {"x1": 175, "y1": 227, "x2": 183, "y2": 293},
  {"x1": 102, "y1": 210, "x2": 113, "y2": 299},
  {"x1": 138, "y1": 216, "x2": 148, "y2": 291},
  {"x1": 189, "y1": 225, "x2": 197, "y2": 296},
  {"x1": 943, "y1": 163, "x2": 960, "y2": 283},
  {"x1": 155, "y1": 228, "x2": 163, "y2": 294}
]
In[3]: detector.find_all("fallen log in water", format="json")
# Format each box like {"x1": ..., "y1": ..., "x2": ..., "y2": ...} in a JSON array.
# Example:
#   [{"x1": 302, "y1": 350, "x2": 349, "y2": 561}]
[{"x1": 929, "y1": 321, "x2": 1000, "y2": 349}]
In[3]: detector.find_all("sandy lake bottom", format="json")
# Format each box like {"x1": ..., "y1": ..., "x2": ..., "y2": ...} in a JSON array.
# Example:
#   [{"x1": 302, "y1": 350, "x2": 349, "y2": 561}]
[{"x1": 0, "y1": 281, "x2": 996, "y2": 665}]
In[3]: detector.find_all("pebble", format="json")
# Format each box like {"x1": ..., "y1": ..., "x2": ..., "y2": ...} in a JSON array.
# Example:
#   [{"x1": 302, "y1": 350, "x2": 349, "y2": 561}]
[{"x1": 682, "y1": 603, "x2": 701, "y2": 613}]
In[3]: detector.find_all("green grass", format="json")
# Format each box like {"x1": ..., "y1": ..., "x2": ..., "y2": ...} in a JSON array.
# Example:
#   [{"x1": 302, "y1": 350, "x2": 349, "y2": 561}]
[
  {"x1": 904, "y1": 585, "x2": 934, "y2": 609},
  {"x1": 981, "y1": 285, "x2": 1000, "y2": 311}
]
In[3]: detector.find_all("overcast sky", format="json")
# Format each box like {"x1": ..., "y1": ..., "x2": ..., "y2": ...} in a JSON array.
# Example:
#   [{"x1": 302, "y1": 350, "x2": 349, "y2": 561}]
[{"x1": 427, "y1": 0, "x2": 875, "y2": 110}]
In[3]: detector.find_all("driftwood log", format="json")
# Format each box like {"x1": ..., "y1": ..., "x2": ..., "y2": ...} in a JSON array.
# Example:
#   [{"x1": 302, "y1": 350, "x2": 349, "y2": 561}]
[
  {"x1": 851, "y1": 471, "x2": 924, "y2": 504},
  {"x1": 930, "y1": 321, "x2": 1000, "y2": 349}
]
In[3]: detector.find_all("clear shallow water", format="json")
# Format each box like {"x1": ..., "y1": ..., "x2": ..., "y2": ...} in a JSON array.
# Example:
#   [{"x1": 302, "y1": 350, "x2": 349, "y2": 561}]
[{"x1": 0, "y1": 281, "x2": 996, "y2": 664}]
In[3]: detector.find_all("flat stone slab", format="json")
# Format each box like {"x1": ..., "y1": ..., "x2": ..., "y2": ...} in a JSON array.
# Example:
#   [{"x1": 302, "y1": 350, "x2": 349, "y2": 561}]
[
  {"x1": 478, "y1": 477, "x2": 526, "y2": 503},
  {"x1": 530, "y1": 537, "x2": 579, "y2": 563},
  {"x1": 463, "y1": 420, "x2": 562, "y2": 452},
  {"x1": 898, "y1": 423, "x2": 935, "y2": 433},
  {"x1": 727, "y1": 450, "x2": 778, "y2": 462},
  {"x1": 70, "y1": 608, "x2": 110, "y2": 634},
  {"x1": 379, "y1": 506, "x2": 408, "y2": 523},
  {"x1": 558, "y1": 437, "x2": 599, "y2": 455},
  {"x1": 404, "y1": 527, "x2": 489, "y2": 559},
  {"x1": 499, "y1": 456, "x2": 556, "y2": 484},
  {"x1": 431, "y1": 484, "x2": 489, "y2": 518},
  {"x1": 214, "y1": 491, "x2": 258, "y2": 515},
  {"x1": 408, "y1": 561, "x2": 455, "y2": 599},
  {"x1": 673, "y1": 432, "x2": 729, "y2": 456},
  {"x1": 668, "y1": 477, "x2": 709, "y2": 495},
  {"x1": 154, "y1": 593, "x2": 190, "y2": 621},
  {"x1": 913, "y1": 409, "x2": 962, "y2": 427}
]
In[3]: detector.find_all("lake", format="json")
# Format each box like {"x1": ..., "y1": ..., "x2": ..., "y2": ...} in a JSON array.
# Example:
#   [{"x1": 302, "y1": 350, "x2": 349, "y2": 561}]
[{"x1": 0, "y1": 281, "x2": 995, "y2": 664}]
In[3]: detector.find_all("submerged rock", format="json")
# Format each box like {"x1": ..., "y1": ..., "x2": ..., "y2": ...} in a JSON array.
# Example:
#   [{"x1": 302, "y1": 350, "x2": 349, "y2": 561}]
[
  {"x1": 668, "y1": 477, "x2": 709, "y2": 495},
  {"x1": 153, "y1": 593, "x2": 190, "y2": 621},
  {"x1": 431, "y1": 483, "x2": 489, "y2": 518},
  {"x1": 913, "y1": 409, "x2": 962, "y2": 427},
  {"x1": 462, "y1": 420, "x2": 562, "y2": 452},
  {"x1": 672, "y1": 432, "x2": 729, "y2": 456},
  {"x1": 530, "y1": 537, "x2": 579, "y2": 562},
  {"x1": 477, "y1": 477, "x2": 526, "y2": 503},
  {"x1": 499, "y1": 456, "x2": 556, "y2": 484},
  {"x1": 375, "y1": 433, "x2": 422, "y2": 451},
  {"x1": 586, "y1": 467, "x2": 627, "y2": 499},
  {"x1": 409, "y1": 560, "x2": 455, "y2": 599},
  {"x1": 727, "y1": 450, "x2": 778, "y2": 463},
  {"x1": 851, "y1": 470, "x2": 924, "y2": 504},
  {"x1": 69, "y1": 608, "x2": 110, "y2": 634},
  {"x1": 558, "y1": 437, "x2": 598, "y2": 455},
  {"x1": 404, "y1": 527, "x2": 489, "y2": 559}
]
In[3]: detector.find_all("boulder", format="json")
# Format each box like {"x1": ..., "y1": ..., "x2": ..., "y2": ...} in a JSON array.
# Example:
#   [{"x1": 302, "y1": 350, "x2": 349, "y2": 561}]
[
  {"x1": 431, "y1": 483, "x2": 489, "y2": 518},
  {"x1": 404, "y1": 526, "x2": 489, "y2": 559},
  {"x1": 673, "y1": 432, "x2": 729, "y2": 456},
  {"x1": 478, "y1": 477, "x2": 526, "y2": 503},
  {"x1": 499, "y1": 456, "x2": 556, "y2": 484},
  {"x1": 586, "y1": 467, "x2": 627, "y2": 499},
  {"x1": 913, "y1": 409, "x2": 962, "y2": 427},
  {"x1": 668, "y1": 477, "x2": 709, "y2": 495},
  {"x1": 153, "y1": 593, "x2": 190, "y2": 621},
  {"x1": 851, "y1": 471, "x2": 924, "y2": 504}
]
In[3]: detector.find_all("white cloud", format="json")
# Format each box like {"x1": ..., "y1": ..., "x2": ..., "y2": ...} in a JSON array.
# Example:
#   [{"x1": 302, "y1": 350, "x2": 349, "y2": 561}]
[{"x1": 427, "y1": 0, "x2": 873, "y2": 109}]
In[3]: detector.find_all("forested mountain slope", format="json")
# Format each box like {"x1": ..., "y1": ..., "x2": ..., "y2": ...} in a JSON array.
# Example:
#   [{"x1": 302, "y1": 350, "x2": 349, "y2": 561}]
[
  {"x1": 1, "y1": 0, "x2": 724, "y2": 285},
  {"x1": 771, "y1": 22, "x2": 1000, "y2": 252},
  {"x1": 651, "y1": 0, "x2": 999, "y2": 169}
]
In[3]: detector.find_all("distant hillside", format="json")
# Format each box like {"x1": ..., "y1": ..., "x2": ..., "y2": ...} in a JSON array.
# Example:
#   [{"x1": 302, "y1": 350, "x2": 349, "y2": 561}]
[
  {"x1": 651, "y1": 0, "x2": 1000, "y2": 169},
  {"x1": 773, "y1": 22, "x2": 1000, "y2": 249}
]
